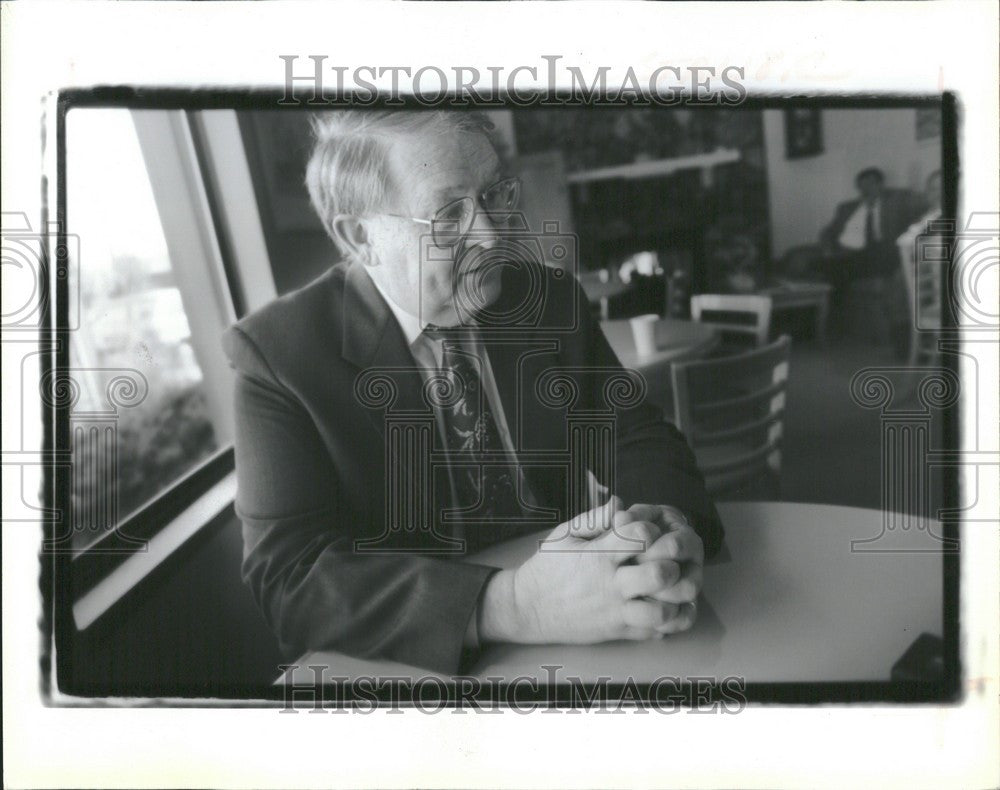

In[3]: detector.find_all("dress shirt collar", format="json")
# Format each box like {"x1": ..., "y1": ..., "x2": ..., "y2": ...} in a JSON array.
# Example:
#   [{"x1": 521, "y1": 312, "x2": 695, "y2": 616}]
[{"x1": 367, "y1": 268, "x2": 481, "y2": 350}]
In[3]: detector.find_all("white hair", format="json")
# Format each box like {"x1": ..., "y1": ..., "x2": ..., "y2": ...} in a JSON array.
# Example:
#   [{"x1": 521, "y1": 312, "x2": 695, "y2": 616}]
[{"x1": 304, "y1": 110, "x2": 497, "y2": 251}]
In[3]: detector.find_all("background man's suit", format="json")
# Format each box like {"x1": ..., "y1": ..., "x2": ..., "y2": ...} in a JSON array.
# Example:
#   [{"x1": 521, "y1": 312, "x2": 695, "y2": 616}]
[
  {"x1": 223, "y1": 260, "x2": 723, "y2": 673},
  {"x1": 820, "y1": 187, "x2": 927, "y2": 279}
]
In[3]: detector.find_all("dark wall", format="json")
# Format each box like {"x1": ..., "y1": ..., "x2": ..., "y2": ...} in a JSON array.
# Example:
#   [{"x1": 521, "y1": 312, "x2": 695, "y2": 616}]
[
  {"x1": 513, "y1": 107, "x2": 772, "y2": 288},
  {"x1": 238, "y1": 110, "x2": 340, "y2": 295},
  {"x1": 64, "y1": 510, "x2": 284, "y2": 697},
  {"x1": 239, "y1": 107, "x2": 773, "y2": 295}
]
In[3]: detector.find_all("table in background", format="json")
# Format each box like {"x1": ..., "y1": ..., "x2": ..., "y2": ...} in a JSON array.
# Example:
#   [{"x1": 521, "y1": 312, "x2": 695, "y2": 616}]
[
  {"x1": 758, "y1": 281, "x2": 833, "y2": 344},
  {"x1": 601, "y1": 316, "x2": 720, "y2": 370},
  {"x1": 282, "y1": 502, "x2": 943, "y2": 685}
]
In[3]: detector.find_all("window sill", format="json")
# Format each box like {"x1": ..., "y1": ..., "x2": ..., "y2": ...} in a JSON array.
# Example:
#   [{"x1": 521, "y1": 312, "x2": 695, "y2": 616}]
[{"x1": 72, "y1": 471, "x2": 237, "y2": 631}]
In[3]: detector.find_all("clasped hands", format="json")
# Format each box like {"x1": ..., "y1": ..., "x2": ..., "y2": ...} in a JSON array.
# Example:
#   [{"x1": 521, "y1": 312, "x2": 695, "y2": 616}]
[{"x1": 480, "y1": 496, "x2": 704, "y2": 645}]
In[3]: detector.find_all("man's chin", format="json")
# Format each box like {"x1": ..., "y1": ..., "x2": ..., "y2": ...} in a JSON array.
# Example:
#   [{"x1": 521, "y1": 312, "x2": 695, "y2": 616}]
[
  {"x1": 438, "y1": 268, "x2": 500, "y2": 326},
  {"x1": 460, "y1": 266, "x2": 502, "y2": 299}
]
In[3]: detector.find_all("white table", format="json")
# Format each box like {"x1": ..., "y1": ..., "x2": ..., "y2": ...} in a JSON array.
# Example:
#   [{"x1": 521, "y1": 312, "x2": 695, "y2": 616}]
[
  {"x1": 282, "y1": 502, "x2": 944, "y2": 685},
  {"x1": 601, "y1": 316, "x2": 720, "y2": 370}
]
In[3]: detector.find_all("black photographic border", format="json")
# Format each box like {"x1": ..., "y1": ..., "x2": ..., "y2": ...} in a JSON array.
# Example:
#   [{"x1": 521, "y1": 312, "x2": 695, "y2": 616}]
[{"x1": 41, "y1": 87, "x2": 961, "y2": 707}]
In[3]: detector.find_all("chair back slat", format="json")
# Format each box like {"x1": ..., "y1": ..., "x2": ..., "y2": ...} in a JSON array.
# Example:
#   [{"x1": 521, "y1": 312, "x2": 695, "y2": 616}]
[
  {"x1": 691, "y1": 294, "x2": 773, "y2": 347},
  {"x1": 692, "y1": 408, "x2": 785, "y2": 444},
  {"x1": 695, "y1": 436, "x2": 783, "y2": 476},
  {"x1": 694, "y1": 380, "x2": 786, "y2": 415},
  {"x1": 671, "y1": 335, "x2": 792, "y2": 496}
]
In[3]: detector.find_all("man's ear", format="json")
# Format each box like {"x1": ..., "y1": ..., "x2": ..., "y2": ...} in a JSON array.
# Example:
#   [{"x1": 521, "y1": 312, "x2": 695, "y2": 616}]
[{"x1": 330, "y1": 214, "x2": 372, "y2": 264}]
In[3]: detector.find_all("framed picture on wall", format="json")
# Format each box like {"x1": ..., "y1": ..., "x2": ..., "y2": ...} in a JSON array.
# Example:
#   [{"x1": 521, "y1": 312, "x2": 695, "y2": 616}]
[
  {"x1": 916, "y1": 107, "x2": 941, "y2": 140},
  {"x1": 784, "y1": 108, "x2": 824, "y2": 159}
]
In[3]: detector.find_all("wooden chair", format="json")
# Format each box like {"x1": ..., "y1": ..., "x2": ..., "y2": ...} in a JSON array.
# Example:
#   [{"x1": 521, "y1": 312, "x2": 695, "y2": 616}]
[
  {"x1": 671, "y1": 335, "x2": 791, "y2": 498},
  {"x1": 690, "y1": 294, "x2": 773, "y2": 348}
]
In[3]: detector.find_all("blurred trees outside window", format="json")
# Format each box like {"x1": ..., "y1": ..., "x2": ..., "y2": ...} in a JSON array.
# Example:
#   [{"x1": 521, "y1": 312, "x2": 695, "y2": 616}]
[{"x1": 66, "y1": 109, "x2": 220, "y2": 550}]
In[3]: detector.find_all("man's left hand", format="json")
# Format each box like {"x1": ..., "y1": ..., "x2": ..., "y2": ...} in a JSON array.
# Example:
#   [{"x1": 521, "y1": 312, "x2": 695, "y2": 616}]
[{"x1": 613, "y1": 503, "x2": 704, "y2": 634}]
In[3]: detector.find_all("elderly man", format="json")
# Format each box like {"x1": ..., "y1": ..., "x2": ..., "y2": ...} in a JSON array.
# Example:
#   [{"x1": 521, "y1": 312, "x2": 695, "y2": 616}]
[{"x1": 223, "y1": 110, "x2": 723, "y2": 673}]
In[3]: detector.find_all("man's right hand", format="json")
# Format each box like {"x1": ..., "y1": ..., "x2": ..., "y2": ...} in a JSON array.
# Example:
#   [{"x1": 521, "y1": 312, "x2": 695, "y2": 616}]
[{"x1": 478, "y1": 497, "x2": 688, "y2": 645}]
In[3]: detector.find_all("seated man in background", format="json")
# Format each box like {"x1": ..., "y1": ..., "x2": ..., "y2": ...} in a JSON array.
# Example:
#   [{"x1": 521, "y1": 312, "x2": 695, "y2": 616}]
[
  {"x1": 820, "y1": 168, "x2": 927, "y2": 290},
  {"x1": 819, "y1": 167, "x2": 927, "y2": 346},
  {"x1": 223, "y1": 110, "x2": 724, "y2": 674}
]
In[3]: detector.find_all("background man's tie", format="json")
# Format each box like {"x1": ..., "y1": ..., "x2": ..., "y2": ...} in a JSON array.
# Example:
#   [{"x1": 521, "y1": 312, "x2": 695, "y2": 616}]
[
  {"x1": 423, "y1": 327, "x2": 524, "y2": 553},
  {"x1": 864, "y1": 203, "x2": 877, "y2": 248}
]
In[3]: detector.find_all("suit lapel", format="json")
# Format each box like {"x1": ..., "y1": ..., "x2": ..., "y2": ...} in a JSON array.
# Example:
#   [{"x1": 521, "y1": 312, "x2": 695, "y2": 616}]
[
  {"x1": 341, "y1": 260, "x2": 565, "y2": 517},
  {"x1": 483, "y1": 339, "x2": 525, "y2": 447},
  {"x1": 478, "y1": 264, "x2": 566, "y2": 516},
  {"x1": 477, "y1": 263, "x2": 536, "y2": 452},
  {"x1": 341, "y1": 262, "x2": 427, "y2": 437}
]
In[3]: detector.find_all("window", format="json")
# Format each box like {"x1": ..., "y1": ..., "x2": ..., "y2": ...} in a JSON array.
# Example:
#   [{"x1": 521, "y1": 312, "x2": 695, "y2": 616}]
[{"x1": 65, "y1": 109, "x2": 234, "y2": 551}]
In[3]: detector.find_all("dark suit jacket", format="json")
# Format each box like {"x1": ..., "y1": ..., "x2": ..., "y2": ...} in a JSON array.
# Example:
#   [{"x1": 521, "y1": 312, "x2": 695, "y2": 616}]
[
  {"x1": 222, "y1": 259, "x2": 723, "y2": 673},
  {"x1": 820, "y1": 188, "x2": 927, "y2": 255}
]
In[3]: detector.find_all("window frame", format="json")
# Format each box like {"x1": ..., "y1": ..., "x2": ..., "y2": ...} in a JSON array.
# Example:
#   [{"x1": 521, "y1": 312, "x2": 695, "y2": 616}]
[
  {"x1": 57, "y1": 106, "x2": 272, "y2": 612},
  {"x1": 70, "y1": 446, "x2": 236, "y2": 599}
]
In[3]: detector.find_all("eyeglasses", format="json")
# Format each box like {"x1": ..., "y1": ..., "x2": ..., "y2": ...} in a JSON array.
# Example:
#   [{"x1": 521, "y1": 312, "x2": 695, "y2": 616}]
[{"x1": 380, "y1": 176, "x2": 521, "y2": 248}]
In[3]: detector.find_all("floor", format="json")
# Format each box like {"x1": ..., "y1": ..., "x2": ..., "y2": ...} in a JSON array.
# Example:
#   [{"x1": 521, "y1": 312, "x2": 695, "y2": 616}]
[{"x1": 770, "y1": 320, "x2": 950, "y2": 515}]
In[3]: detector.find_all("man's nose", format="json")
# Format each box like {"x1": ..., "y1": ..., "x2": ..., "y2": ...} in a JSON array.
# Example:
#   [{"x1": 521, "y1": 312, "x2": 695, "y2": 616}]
[{"x1": 465, "y1": 207, "x2": 501, "y2": 249}]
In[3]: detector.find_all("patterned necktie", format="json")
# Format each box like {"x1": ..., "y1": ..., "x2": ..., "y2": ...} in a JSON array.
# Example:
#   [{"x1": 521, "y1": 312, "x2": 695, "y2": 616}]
[
  {"x1": 423, "y1": 326, "x2": 524, "y2": 553},
  {"x1": 864, "y1": 203, "x2": 876, "y2": 247}
]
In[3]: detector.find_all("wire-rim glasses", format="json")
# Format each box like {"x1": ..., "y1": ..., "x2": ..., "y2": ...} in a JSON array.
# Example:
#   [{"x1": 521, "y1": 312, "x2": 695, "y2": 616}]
[{"x1": 381, "y1": 176, "x2": 521, "y2": 248}]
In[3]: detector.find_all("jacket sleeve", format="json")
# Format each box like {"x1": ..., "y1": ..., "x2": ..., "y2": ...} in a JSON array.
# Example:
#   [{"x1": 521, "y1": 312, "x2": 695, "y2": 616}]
[
  {"x1": 222, "y1": 326, "x2": 496, "y2": 674},
  {"x1": 570, "y1": 281, "x2": 725, "y2": 557}
]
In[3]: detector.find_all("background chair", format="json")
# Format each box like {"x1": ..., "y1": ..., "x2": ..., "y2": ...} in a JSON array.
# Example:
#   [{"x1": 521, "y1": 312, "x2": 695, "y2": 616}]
[
  {"x1": 775, "y1": 244, "x2": 828, "y2": 283},
  {"x1": 899, "y1": 232, "x2": 942, "y2": 367},
  {"x1": 670, "y1": 335, "x2": 792, "y2": 499},
  {"x1": 690, "y1": 293, "x2": 773, "y2": 348},
  {"x1": 776, "y1": 243, "x2": 901, "y2": 347}
]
